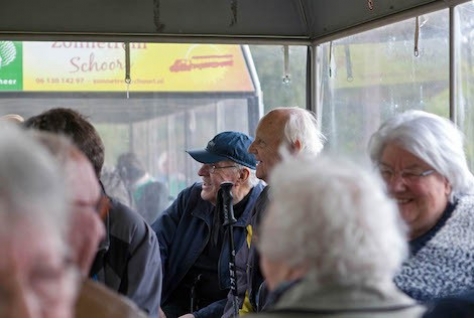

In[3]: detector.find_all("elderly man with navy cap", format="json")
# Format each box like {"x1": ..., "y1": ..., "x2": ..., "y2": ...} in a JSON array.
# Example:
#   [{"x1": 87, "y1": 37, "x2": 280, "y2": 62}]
[{"x1": 152, "y1": 131, "x2": 264, "y2": 318}]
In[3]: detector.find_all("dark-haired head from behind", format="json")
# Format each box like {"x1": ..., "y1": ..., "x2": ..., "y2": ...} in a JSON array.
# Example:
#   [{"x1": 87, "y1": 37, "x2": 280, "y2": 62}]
[
  {"x1": 24, "y1": 108, "x2": 104, "y2": 178},
  {"x1": 117, "y1": 152, "x2": 147, "y2": 184}
]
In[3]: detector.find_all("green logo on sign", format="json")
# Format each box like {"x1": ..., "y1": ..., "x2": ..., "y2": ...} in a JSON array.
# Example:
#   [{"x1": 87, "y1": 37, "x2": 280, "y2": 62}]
[{"x1": 0, "y1": 41, "x2": 22, "y2": 91}]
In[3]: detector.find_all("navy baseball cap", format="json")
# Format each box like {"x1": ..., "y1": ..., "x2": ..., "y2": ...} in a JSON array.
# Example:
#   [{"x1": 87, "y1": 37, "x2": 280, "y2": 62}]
[{"x1": 187, "y1": 131, "x2": 256, "y2": 169}]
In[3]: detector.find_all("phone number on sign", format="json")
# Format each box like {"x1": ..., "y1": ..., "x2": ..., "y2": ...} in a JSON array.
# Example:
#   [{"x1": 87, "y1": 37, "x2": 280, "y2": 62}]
[{"x1": 35, "y1": 78, "x2": 85, "y2": 84}]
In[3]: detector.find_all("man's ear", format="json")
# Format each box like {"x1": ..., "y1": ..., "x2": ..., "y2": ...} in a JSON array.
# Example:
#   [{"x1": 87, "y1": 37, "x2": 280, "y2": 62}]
[
  {"x1": 291, "y1": 140, "x2": 302, "y2": 154},
  {"x1": 237, "y1": 168, "x2": 250, "y2": 184},
  {"x1": 444, "y1": 177, "x2": 452, "y2": 197}
]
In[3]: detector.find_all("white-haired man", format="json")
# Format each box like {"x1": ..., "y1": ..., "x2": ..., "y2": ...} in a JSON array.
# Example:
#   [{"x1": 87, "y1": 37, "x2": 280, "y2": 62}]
[
  {"x1": 257, "y1": 155, "x2": 424, "y2": 317},
  {"x1": 0, "y1": 124, "x2": 79, "y2": 317},
  {"x1": 222, "y1": 107, "x2": 325, "y2": 317}
]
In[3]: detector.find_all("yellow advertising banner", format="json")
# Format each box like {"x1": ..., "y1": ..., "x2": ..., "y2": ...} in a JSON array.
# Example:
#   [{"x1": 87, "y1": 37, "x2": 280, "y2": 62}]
[{"x1": 23, "y1": 42, "x2": 255, "y2": 92}]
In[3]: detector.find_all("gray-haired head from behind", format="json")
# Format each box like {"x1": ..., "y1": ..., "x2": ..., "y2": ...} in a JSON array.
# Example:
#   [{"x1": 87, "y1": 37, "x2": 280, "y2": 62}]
[{"x1": 259, "y1": 154, "x2": 407, "y2": 289}]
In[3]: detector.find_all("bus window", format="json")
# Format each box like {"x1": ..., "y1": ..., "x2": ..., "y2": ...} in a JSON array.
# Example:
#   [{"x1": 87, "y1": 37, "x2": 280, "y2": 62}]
[
  {"x1": 455, "y1": 1, "x2": 474, "y2": 171},
  {"x1": 318, "y1": 9, "x2": 449, "y2": 161},
  {"x1": 248, "y1": 45, "x2": 307, "y2": 114},
  {"x1": 0, "y1": 42, "x2": 306, "y2": 198}
]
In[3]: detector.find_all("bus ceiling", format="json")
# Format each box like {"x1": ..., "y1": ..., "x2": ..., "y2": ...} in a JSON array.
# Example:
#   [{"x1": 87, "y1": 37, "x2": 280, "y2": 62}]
[{"x1": 0, "y1": 0, "x2": 470, "y2": 44}]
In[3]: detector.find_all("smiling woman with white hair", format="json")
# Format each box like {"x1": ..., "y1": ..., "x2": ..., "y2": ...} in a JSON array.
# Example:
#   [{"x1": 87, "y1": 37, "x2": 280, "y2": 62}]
[
  {"x1": 368, "y1": 110, "x2": 474, "y2": 302},
  {"x1": 256, "y1": 155, "x2": 424, "y2": 317}
]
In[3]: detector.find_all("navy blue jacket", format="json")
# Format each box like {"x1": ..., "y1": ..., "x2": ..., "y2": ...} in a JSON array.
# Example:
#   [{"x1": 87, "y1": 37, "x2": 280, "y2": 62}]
[
  {"x1": 152, "y1": 182, "x2": 264, "y2": 317},
  {"x1": 423, "y1": 290, "x2": 474, "y2": 317}
]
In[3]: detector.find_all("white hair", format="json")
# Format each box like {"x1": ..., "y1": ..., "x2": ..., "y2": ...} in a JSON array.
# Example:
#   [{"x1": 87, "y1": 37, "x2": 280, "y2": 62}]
[
  {"x1": 368, "y1": 110, "x2": 474, "y2": 201},
  {"x1": 0, "y1": 124, "x2": 69, "y2": 240},
  {"x1": 234, "y1": 163, "x2": 259, "y2": 187},
  {"x1": 280, "y1": 107, "x2": 325, "y2": 156},
  {"x1": 259, "y1": 155, "x2": 408, "y2": 288}
]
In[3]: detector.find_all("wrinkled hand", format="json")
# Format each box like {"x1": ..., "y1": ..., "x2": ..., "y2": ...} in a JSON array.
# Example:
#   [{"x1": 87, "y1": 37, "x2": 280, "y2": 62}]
[{"x1": 179, "y1": 314, "x2": 195, "y2": 318}]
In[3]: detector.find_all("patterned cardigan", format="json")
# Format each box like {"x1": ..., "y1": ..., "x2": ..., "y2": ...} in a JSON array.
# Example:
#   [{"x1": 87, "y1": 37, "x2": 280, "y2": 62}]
[{"x1": 394, "y1": 195, "x2": 474, "y2": 301}]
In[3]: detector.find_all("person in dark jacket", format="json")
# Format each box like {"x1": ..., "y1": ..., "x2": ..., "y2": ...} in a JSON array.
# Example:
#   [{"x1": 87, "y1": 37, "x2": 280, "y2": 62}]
[
  {"x1": 23, "y1": 108, "x2": 162, "y2": 316},
  {"x1": 222, "y1": 107, "x2": 325, "y2": 317},
  {"x1": 423, "y1": 290, "x2": 474, "y2": 317},
  {"x1": 152, "y1": 131, "x2": 264, "y2": 318},
  {"x1": 117, "y1": 152, "x2": 169, "y2": 224}
]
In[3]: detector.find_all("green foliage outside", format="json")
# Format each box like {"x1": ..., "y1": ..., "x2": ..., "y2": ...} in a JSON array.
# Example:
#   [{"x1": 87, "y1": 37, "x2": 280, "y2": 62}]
[{"x1": 248, "y1": 45, "x2": 307, "y2": 113}]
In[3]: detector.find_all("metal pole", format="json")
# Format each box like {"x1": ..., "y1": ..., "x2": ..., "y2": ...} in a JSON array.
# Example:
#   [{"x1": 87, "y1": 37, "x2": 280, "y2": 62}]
[{"x1": 449, "y1": 6, "x2": 457, "y2": 124}]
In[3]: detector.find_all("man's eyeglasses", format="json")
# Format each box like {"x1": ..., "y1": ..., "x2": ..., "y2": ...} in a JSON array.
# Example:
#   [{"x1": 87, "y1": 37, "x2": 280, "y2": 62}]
[
  {"x1": 378, "y1": 166, "x2": 435, "y2": 183},
  {"x1": 207, "y1": 165, "x2": 238, "y2": 174},
  {"x1": 96, "y1": 195, "x2": 110, "y2": 220}
]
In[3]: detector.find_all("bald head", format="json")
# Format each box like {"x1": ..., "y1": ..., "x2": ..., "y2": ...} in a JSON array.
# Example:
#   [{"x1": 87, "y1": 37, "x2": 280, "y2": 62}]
[
  {"x1": 248, "y1": 107, "x2": 324, "y2": 182},
  {"x1": 1, "y1": 114, "x2": 24, "y2": 124}
]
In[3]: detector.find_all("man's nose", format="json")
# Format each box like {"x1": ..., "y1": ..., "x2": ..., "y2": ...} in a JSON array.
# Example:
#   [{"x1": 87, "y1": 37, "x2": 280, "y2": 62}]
[{"x1": 197, "y1": 164, "x2": 209, "y2": 176}]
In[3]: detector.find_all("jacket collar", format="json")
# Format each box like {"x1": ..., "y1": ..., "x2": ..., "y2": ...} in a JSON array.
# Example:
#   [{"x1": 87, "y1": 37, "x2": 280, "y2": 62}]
[
  {"x1": 191, "y1": 182, "x2": 265, "y2": 228},
  {"x1": 275, "y1": 279, "x2": 422, "y2": 313}
]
